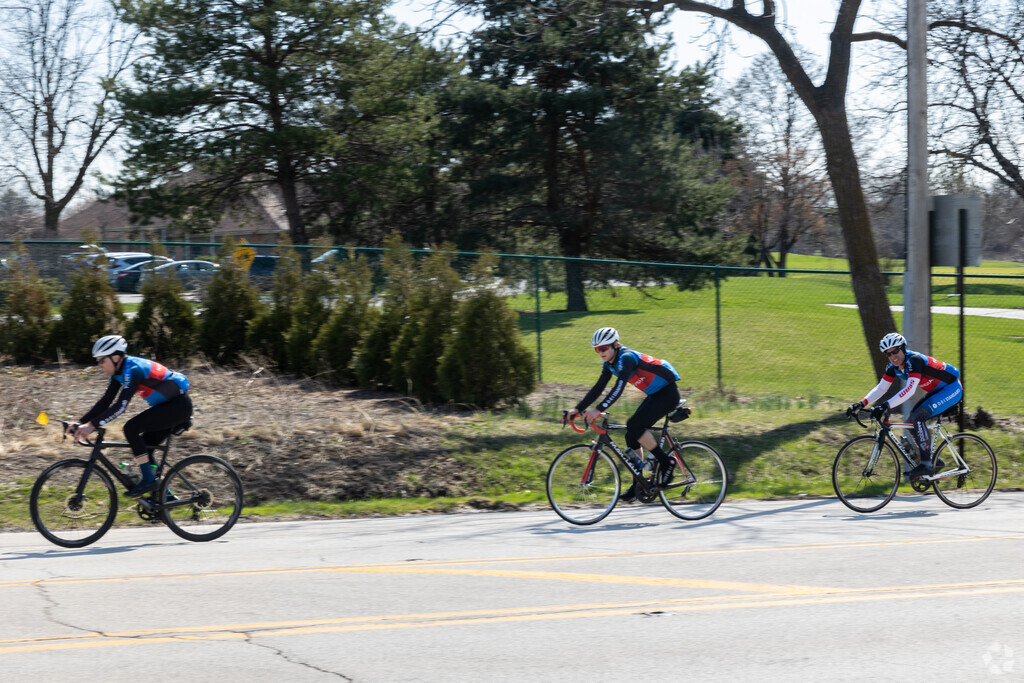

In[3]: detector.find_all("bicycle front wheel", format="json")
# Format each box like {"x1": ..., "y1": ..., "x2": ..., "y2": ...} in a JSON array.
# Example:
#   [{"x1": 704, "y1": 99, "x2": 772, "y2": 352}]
[
  {"x1": 932, "y1": 433, "x2": 997, "y2": 509},
  {"x1": 546, "y1": 445, "x2": 620, "y2": 525},
  {"x1": 659, "y1": 441, "x2": 728, "y2": 521},
  {"x1": 832, "y1": 436, "x2": 900, "y2": 513},
  {"x1": 160, "y1": 455, "x2": 244, "y2": 541},
  {"x1": 30, "y1": 459, "x2": 118, "y2": 548}
]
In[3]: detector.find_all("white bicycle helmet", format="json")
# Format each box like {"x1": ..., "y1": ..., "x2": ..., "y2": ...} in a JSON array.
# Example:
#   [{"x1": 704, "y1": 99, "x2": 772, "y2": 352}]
[
  {"x1": 878, "y1": 332, "x2": 906, "y2": 354},
  {"x1": 92, "y1": 334, "x2": 128, "y2": 357},
  {"x1": 591, "y1": 327, "x2": 619, "y2": 347}
]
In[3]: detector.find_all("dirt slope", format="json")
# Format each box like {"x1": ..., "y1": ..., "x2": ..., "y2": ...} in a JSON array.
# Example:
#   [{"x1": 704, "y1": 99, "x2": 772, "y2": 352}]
[{"x1": 1, "y1": 363, "x2": 480, "y2": 505}]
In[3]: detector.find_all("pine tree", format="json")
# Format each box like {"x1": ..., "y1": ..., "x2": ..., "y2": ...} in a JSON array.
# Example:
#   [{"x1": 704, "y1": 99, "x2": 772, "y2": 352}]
[{"x1": 448, "y1": 0, "x2": 742, "y2": 309}]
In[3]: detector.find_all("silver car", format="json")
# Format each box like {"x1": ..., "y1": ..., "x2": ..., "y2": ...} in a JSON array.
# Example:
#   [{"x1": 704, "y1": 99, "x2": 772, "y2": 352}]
[{"x1": 138, "y1": 260, "x2": 220, "y2": 294}]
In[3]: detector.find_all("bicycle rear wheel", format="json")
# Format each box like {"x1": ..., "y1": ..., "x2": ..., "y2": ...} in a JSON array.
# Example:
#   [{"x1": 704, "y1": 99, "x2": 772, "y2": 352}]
[
  {"x1": 832, "y1": 436, "x2": 900, "y2": 513},
  {"x1": 932, "y1": 433, "x2": 997, "y2": 509},
  {"x1": 160, "y1": 454, "x2": 243, "y2": 541},
  {"x1": 30, "y1": 459, "x2": 118, "y2": 548},
  {"x1": 546, "y1": 445, "x2": 620, "y2": 525},
  {"x1": 659, "y1": 441, "x2": 728, "y2": 521}
]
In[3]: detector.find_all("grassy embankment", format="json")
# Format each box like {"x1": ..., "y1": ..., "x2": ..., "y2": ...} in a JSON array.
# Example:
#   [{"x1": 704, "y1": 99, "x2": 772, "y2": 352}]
[
  {"x1": 3, "y1": 254, "x2": 1021, "y2": 529},
  {"x1": 195, "y1": 254, "x2": 1024, "y2": 519}
]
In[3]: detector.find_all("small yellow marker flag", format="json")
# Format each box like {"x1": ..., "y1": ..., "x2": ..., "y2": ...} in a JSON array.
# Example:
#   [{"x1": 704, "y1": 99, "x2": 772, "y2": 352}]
[{"x1": 36, "y1": 412, "x2": 49, "y2": 426}]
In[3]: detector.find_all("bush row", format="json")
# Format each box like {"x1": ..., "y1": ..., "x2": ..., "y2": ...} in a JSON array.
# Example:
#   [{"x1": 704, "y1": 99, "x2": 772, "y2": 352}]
[{"x1": 0, "y1": 236, "x2": 536, "y2": 409}]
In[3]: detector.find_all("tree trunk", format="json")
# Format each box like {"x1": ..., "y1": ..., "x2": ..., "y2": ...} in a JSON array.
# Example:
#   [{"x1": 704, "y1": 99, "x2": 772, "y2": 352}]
[
  {"x1": 817, "y1": 108, "x2": 896, "y2": 376},
  {"x1": 564, "y1": 258, "x2": 588, "y2": 312},
  {"x1": 277, "y1": 161, "x2": 308, "y2": 246}
]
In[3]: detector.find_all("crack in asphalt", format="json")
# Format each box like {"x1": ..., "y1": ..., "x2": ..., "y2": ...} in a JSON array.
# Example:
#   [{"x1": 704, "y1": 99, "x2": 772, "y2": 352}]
[
  {"x1": 237, "y1": 630, "x2": 352, "y2": 680},
  {"x1": 33, "y1": 577, "x2": 104, "y2": 638}
]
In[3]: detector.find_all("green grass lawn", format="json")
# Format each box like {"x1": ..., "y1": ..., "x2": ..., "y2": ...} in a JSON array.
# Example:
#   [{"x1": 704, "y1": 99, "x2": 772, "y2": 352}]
[{"x1": 512, "y1": 254, "x2": 1024, "y2": 415}]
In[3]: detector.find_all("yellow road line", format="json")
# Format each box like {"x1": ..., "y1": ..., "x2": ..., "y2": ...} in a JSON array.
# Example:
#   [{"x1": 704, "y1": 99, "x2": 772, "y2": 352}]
[
  {"x1": 1, "y1": 533, "x2": 1020, "y2": 590},
  {"x1": 332, "y1": 566, "x2": 832, "y2": 594},
  {"x1": 2, "y1": 581, "x2": 1022, "y2": 654}
]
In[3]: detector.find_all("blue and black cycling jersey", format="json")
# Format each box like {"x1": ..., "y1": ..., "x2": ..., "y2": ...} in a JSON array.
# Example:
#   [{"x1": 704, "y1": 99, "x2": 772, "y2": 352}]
[
  {"x1": 864, "y1": 350, "x2": 960, "y2": 411},
  {"x1": 80, "y1": 356, "x2": 190, "y2": 427},
  {"x1": 576, "y1": 346, "x2": 680, "y2": 412}
]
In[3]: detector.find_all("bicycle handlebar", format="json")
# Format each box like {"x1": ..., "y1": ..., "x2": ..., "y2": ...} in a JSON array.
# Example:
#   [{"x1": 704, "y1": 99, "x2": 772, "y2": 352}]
[
  {"x1": 562, "y1": 411, "x2": 607, "y2": 434},
  {"x1": 57, "y1": 419, "x2": 105, "y2": 447}
]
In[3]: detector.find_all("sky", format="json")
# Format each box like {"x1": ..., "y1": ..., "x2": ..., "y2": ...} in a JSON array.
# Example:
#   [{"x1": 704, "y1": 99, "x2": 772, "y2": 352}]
[{"x1": 385, "y1": 0, "x2": 881, "y2": 85}]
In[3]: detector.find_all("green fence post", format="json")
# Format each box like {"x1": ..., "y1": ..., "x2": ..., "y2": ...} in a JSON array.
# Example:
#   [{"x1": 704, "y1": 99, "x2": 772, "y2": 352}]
[
  {"x1": 534, "y1": 256, "x2": 543, "y2": 383},
  {"x1": 715, "y1": 266, "x2": 723, "y2": 393}
]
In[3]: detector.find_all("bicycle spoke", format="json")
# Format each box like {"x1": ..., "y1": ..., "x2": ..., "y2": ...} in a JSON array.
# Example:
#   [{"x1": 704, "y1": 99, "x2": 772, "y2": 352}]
[
  {"x1": 931, "y1": 434, "x2": 997, "y2": 509},
  {"x1": 659, "y1": 442, "x2": 727, "y2": 521},
  {"x1": 546, "y1": 445, "x2": 619, "y2": 525},
  {"x1": 160, "y1": 455, "x2": 243, "y2": 542},
  {"x1": 832, "y1": 436, "x2": 900, "y2": 513},
  {"x1": 30, "y1": 460, "x2": 118, "y2": 548}
]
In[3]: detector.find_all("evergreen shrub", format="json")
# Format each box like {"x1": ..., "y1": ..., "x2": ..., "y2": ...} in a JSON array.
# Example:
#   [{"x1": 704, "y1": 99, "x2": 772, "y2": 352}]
[
  {"x1": 198, "y1": 237, "x2": 263, "y2": 364},
  {"x1": 50, "y1": 258, "x2": 125, "y2": 363},
  {"x1": 438, "y1": 289, "x2": 537, "y2": 408},
  {"x1": 388, "y1": 248, "x2": 462, "y2": 403},
  {"x1": 312, "y1": 251, "x2": 377, "y2": 384},
  {"x1": 0, "y1": 247, "x2": 55, "y2": 363},
  {"x1": 353, "y1": 234, "x2": 417, "y2": 389},
  {"x1": 127, "y1": 267, "x2": 196, "y2": 362},
  {"x1": 247, "y1": 241, "x2": 302, "y2": 369}
]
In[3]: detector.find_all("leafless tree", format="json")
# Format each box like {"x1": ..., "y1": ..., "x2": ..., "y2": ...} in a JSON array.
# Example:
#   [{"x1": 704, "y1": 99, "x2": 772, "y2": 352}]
[
  {"x1": 623, "y1": 0, "x2": 897, "y2": 373},
  {"x1": 0, "y1": 0, "x2": 137, "y2": 234},
  {"x1": 728, "y1": 53, "x2": 829, "y2": 273},
  {"x1": 924, "y1": 0, "x2": 1024, "y2": 201}
]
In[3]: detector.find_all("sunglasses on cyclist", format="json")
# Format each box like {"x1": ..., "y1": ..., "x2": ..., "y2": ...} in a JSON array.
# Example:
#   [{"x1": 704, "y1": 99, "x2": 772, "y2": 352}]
[
  {"x1": 884, "y1": 348, "x2": 902, "y2": 357},
  {"x1": 594, "y1": 345, "x2": 612, "y2": 353}
]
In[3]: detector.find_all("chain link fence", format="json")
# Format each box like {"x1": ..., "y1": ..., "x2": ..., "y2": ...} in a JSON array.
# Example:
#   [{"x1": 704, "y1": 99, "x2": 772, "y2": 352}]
[{"x1": 3, "y1": 239, "x2": 1022, "y2": 416}]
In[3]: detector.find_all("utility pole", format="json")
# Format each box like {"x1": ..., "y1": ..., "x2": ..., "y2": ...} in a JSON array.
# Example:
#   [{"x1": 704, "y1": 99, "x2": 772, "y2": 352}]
[{"x1": 904, "y1": 0, "x2": 930, "y2": 353}]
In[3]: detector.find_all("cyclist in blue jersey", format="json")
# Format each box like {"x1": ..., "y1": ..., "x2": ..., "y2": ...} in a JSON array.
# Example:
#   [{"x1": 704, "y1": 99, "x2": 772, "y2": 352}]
[
  {"x1": 566, "y1": 327, "x2": 681, "y2": 502},
  {"x1": 66, "y1": 335, "x2": 193, "y2": 497},
  {"x1": 847, "y1": 332, "x2": 963, "y2": 478}
]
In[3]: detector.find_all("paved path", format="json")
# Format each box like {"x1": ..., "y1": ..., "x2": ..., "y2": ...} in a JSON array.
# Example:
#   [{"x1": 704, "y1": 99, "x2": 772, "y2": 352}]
[{"x1": 828, "y1": 303, "x2": 1024, "y2": 320}]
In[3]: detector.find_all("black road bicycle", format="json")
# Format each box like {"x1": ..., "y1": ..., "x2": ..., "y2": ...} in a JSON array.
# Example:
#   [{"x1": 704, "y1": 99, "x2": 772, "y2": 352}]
[
  {"x1": 30, "y1": 420, "x2": 244, "y2": 547},
  {"x1": 833, "y1": 405, "x2": 997, "y2": 513},
  {"x1": 546, "y1": 400, "x2": 728, "y2": 525}
]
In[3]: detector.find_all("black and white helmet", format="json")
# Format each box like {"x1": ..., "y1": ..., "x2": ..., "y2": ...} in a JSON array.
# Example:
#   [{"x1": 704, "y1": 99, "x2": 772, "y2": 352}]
[
  {"x1": 91, "y1": 334, "x2": 127, "y2": 358},
  {"x1": 878, "y1": 332, "x2": 906, "y2": 354},
  {"x1": 591, "y1": 327, "x2": 619, "y2": 347}
]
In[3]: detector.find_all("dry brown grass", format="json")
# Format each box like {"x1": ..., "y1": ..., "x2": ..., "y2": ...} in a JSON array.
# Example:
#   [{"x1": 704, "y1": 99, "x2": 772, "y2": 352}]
[{"x1": 0, "y1": 363, "x2": 474, "y2": 504}]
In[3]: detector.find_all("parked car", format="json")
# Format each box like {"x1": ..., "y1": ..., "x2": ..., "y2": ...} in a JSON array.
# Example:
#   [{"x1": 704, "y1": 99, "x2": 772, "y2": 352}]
[
  {"x1": 138, "y1": 260, "x2": 220, "y2": 294},
  {"x1": 248, "y1": 254, "x2": 280, "y2": 289},
  {"x1": 106, "y1": 254, "x2": 172, "y2": 285},
  {"x1": 112, "y1": 259, "x2": 167, "y2": 293},
  {"x1": 311, "y1": 249, "x2": 341, "y2": 267}
]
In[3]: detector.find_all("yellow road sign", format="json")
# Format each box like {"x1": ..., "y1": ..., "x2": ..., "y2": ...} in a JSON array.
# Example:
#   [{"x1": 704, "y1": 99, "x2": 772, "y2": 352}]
[{"x1": 234, "y1": 240, "x2": 256, "y2": 272}]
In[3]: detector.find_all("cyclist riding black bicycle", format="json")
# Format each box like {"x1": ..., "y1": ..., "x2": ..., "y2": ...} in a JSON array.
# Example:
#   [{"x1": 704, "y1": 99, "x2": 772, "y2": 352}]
[
  {"x1": 565, "y1": 327, "x2": 681, "y2": 502},
  {"x1": 66, "y1": 334, "x2": 193, "y2": 498},
  {"x1": 846, "y1": 332, "x2": 962, "y2": 478}
]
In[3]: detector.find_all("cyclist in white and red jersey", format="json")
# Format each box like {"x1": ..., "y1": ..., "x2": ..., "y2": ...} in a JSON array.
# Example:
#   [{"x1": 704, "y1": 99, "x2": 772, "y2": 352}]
[
  {"x1": 566, "y1": 327, "x2": 681, "y2": 501},
  {"x1": 66, "y1": 335, "x2": 193, "y2": 497},
  {"x1": 847, "y1": 332, "x2": 962, "y2": 478}
]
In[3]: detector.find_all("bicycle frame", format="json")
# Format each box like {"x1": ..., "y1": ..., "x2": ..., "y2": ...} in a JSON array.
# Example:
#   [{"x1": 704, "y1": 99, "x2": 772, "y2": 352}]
[
  {"x1": 861, "y1": 415, "x2": 971, "y2": 482},
  {"x1": 64, "y1": 423, "x2": 179, "y2": 511},
  {"x1": 570, "y1": 414, "x2": 690, "y2": 497}
]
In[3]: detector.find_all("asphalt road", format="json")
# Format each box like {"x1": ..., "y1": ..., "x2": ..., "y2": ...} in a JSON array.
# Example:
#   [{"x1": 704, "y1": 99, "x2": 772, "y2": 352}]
[{"x1": 2, "y1": 494, "x2": 1022, "y2": 682}]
